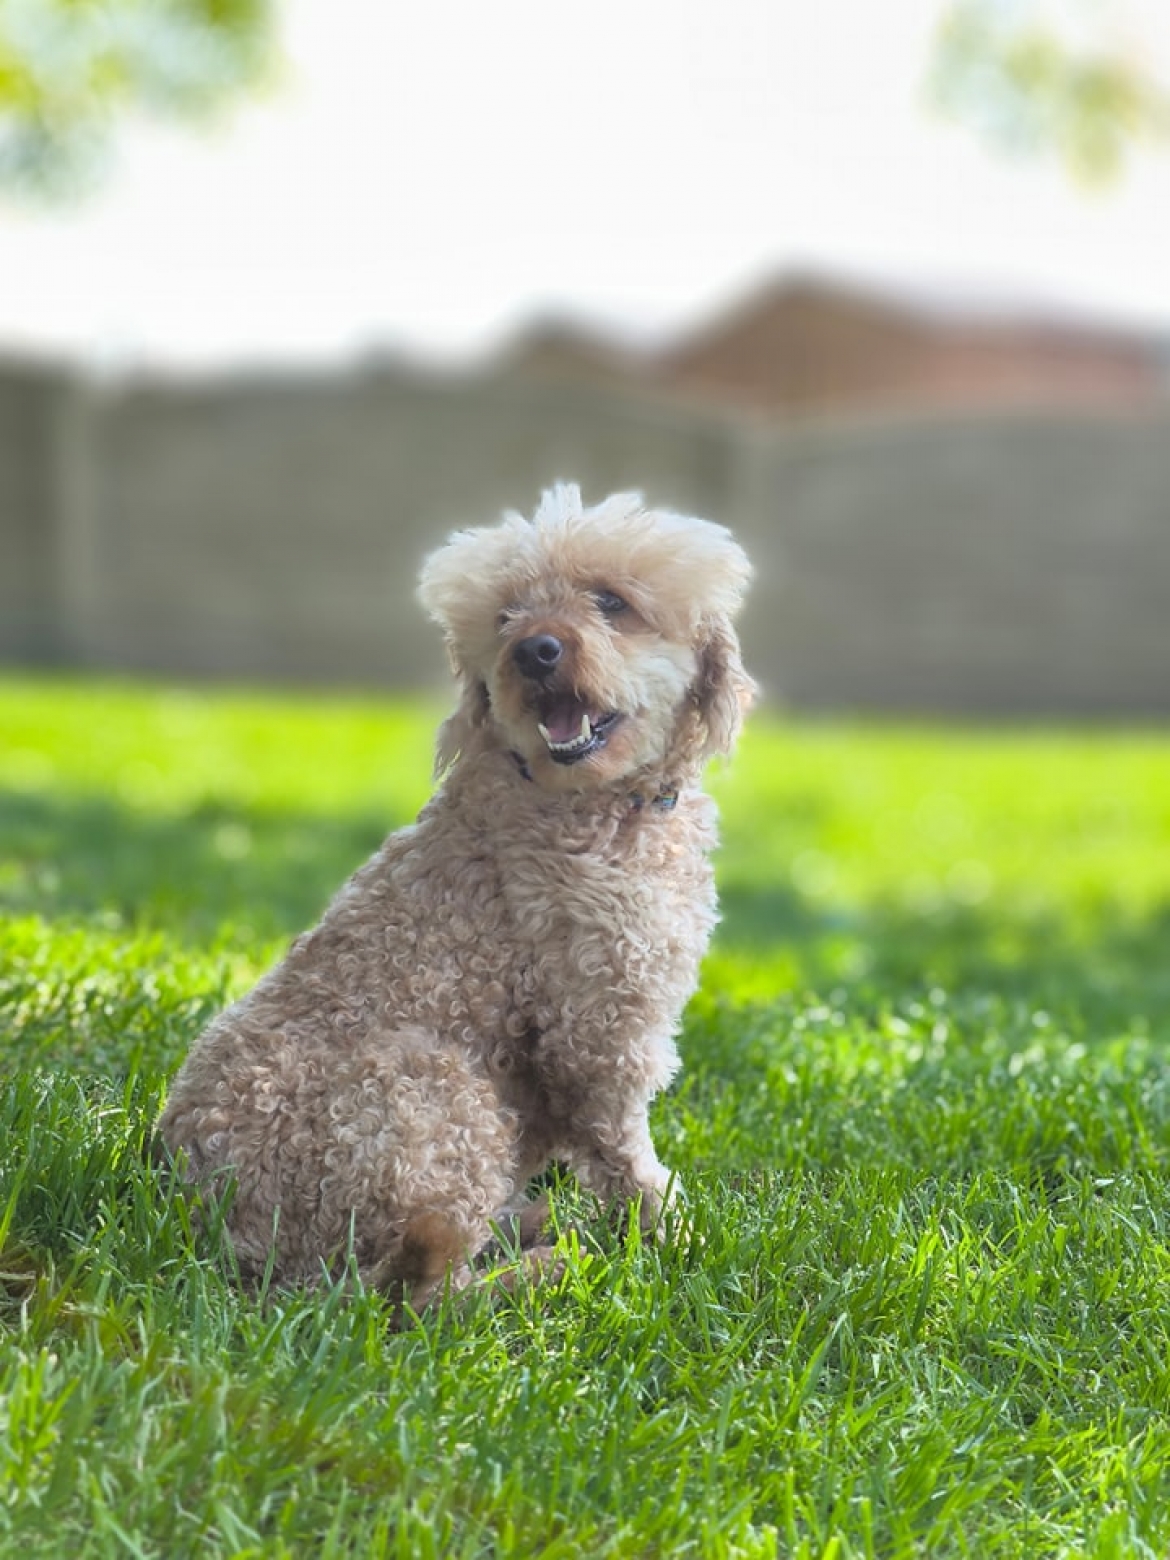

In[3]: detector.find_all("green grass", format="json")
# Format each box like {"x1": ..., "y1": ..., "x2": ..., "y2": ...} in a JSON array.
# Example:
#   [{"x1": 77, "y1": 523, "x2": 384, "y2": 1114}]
[{"x1": 2, "y1": 673, "x2": 1170, "y2": 1558}]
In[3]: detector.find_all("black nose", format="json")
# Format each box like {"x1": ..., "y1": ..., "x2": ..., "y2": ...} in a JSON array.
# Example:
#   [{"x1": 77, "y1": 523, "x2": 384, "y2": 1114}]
[{"x1": 513, "y1": 633, "x2": 564, "y2": 680}]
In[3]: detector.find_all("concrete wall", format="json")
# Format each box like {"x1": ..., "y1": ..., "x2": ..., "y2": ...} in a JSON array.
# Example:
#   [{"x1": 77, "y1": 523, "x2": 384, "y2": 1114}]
[
  {"x1": 751, "y1": 414, "x2": 1170, "y2": 714},
  {"x1": 81, "y1": 368, "x2": 735, "y2": 687},
  {"x1": 1, "y1": 358, "x2": 1167, "y2": 715},
  {"x1": 0, "y1": 363, "x2": 66, "y2": 661}
]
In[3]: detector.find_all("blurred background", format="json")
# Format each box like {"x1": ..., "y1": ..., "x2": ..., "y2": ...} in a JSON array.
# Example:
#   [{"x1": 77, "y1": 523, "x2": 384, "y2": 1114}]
[{"x1": 1, "y1": 0, "x2": 1168, "y2": 715}]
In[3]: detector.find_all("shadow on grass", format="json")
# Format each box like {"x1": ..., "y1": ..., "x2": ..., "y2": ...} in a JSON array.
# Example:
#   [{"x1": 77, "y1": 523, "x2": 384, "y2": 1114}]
[
  {"x1": 0, "y1": 786, "x2": 403, "y2": 944},
  {"x1": 4, "y1": 785, "x2": 1168, "y2": 1029},
  {"x1": 718, "y1": 878, "x2": 1170, "y2": 1028}
]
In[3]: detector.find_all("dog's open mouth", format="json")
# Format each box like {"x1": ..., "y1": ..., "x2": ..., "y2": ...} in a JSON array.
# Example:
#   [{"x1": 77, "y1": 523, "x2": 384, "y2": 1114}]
[{"x1": 535, "y1": 697, "x2": 621, "y2": 764}]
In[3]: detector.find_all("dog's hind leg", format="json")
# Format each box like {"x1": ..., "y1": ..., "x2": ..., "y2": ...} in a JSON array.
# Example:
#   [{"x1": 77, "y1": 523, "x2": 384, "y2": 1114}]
[{"x1": 310, "y1": 1028, "x2": 520, "y2": 1294}]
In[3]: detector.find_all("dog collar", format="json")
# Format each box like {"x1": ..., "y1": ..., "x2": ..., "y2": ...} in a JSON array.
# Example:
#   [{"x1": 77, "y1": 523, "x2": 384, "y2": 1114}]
[
  {"x1": 509, "y1": 751, "x2": 678, "y2": 813},
  {"x1": 630, "y1": 789, "x2": 679, "y2": 812}
]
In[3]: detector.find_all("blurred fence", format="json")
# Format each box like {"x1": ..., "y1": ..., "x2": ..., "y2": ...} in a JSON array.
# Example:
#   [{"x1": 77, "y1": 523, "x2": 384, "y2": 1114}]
[{"x1": 2, "y1": 357, "x2": 1168, "y2": 715}]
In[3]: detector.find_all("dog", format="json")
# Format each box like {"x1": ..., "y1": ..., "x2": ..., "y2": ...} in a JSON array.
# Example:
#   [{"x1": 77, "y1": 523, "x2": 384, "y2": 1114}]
[{"x1": 159, "y1": 485, "x2": 753, "y2": 1301}]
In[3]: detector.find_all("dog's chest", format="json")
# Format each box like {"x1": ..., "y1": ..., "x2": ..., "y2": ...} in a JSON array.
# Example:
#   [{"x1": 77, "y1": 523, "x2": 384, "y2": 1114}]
[{"x1": 499, "y1": 798, "x2": 718, "y2": 1014}]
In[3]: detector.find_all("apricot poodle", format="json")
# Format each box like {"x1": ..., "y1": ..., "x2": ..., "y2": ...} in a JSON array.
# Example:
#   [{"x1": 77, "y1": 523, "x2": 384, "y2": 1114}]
[{"x1": 159, "y1": 484, "x2": 753, "y2": 1300}]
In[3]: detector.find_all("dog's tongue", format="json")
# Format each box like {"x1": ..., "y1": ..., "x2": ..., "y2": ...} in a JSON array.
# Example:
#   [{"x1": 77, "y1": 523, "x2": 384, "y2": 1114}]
[{"x1": 541, "y1": 697, "x2": 589, "y2": 744}]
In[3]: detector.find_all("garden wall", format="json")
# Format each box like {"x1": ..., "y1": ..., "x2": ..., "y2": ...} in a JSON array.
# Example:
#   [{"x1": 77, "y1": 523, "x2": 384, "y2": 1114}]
[{"x1": 1, "y1": 358, "x2": 1167, "y2": 715}]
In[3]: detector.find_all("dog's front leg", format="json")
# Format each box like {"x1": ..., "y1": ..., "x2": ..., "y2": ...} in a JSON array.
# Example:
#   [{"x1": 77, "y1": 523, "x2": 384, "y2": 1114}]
[
  {"x1": 568, "y1": 1109, "x2": 677, "y2": 1234},
  {"x1": 533, "y1": 1015, "x2": 682, "y2": 1233}
]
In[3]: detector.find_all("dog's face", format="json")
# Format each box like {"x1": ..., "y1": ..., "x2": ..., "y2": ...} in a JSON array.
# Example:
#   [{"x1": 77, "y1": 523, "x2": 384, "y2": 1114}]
[{"x1": 418, "y1": 486, "x2": 754, "y2": 791}]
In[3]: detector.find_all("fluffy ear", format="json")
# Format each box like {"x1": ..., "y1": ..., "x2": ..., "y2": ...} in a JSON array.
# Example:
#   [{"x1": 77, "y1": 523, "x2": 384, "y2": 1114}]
[
  {"x1": 693, "y1": 617, "x2": 756, "y2": 759},
  {"x1": 433, "y1": 677, "x2": 490, "y2": 776}
]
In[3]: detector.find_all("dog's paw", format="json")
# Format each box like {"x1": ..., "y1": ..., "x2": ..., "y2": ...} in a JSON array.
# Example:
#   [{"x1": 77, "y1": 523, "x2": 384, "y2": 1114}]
[{"x1": 490, "y1": 1243, "x2": 567, "y2": 1294}]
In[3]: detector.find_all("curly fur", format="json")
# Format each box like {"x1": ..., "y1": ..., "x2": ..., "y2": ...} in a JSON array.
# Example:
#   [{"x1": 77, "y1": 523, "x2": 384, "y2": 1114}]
[{"x1": 159, "y1": 484, "x2": 754, "y2": 1299}]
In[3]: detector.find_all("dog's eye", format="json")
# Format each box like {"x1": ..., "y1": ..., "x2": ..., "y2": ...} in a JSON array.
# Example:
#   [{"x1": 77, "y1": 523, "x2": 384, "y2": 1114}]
[{"x1": 592, "y1": 589, "x2": 627, "y2": 617}]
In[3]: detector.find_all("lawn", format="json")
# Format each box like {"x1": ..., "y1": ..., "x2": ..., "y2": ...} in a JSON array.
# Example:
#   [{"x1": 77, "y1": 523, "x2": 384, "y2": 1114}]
[{"x1": 2, "y1": 674, "x2": 1170, "y2": 1558}]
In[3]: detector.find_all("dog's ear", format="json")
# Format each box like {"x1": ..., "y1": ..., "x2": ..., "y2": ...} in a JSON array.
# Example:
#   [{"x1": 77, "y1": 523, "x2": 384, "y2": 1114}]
[
  {"x1": 434, "y1": 676, "x2": 490, "y2": 776},
  {"x1": 693, "y1": 616, "x2": 756, "y2": 759}
]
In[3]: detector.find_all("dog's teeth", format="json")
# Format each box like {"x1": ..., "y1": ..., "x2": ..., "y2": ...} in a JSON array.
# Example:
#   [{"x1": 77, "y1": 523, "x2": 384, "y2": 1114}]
[{"x1": 537, "y1": 713, "x2": 596, "y2": 754}]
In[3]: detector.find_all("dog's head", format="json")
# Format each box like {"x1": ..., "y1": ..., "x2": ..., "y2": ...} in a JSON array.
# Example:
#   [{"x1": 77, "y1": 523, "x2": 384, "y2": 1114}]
[{"x1": 417, "y1": 485, "x2": 754, "y2": 791}]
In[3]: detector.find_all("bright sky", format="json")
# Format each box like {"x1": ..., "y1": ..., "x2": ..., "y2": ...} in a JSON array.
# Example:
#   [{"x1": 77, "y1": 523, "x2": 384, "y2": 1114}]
[{"x1": 1, "y1": 0, "x2": 1168, "y2": 371}]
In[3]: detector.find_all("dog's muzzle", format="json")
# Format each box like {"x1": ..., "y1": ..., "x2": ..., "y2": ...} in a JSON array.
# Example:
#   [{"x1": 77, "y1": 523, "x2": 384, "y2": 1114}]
[{"x1": 512, "y1": 634, "x2": 621, "y2": 764}]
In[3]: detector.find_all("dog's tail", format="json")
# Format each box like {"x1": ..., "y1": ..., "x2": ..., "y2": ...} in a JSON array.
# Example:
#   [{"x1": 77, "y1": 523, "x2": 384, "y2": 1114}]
[{"x1": 398, "y1": 1211, "x2": 469, "y2": 1284}]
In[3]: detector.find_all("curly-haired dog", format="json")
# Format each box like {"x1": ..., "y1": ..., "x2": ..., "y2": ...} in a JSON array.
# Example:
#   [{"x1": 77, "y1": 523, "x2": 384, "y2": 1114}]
[{"x1": 159, "y1": 485, "x2": 753, "y2": 1299}]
